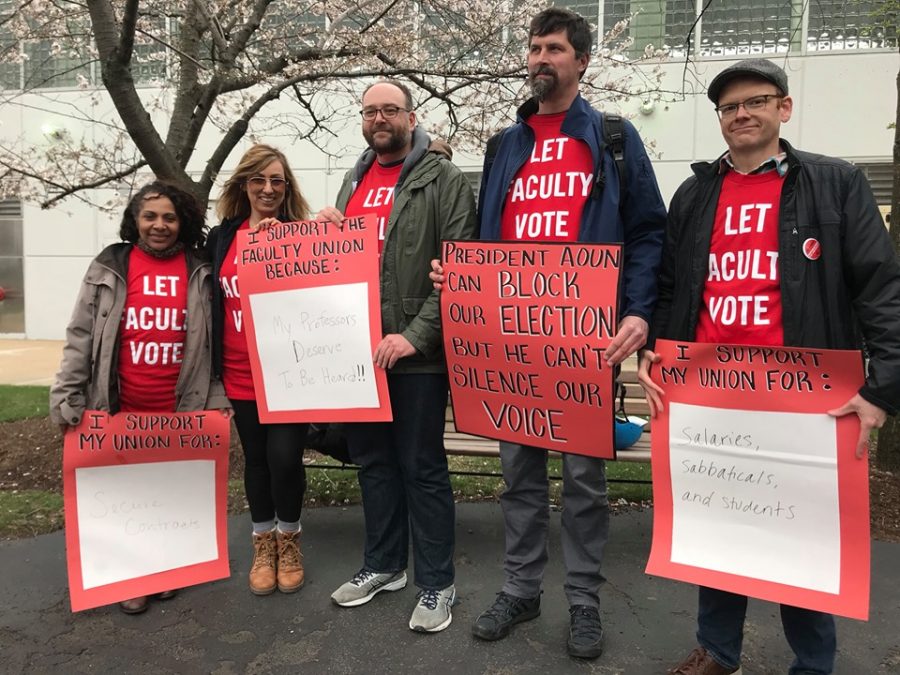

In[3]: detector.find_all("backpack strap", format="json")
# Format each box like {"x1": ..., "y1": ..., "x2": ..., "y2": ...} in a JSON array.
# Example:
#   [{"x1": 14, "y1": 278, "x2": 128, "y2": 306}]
[{"x1": 598, "y1": 112, "x2": 627, "y2": 205}]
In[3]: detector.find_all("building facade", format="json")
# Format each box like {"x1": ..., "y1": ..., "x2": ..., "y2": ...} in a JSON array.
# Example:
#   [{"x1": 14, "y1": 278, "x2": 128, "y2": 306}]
[{"x1": 0, "y1": 0, "x2": 896, "y2": 339}]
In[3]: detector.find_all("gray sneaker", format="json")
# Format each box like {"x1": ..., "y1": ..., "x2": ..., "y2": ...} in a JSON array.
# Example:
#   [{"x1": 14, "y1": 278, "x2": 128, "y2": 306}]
[
  {"x1": 409, "y1": 584, "x2": 456, "y2": 633},
  {"x1": 331, "y1": 568, "x2": 407, "y2": 607}
]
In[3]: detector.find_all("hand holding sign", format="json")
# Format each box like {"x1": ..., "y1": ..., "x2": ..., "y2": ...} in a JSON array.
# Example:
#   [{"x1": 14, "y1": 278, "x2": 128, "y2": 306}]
[{"x1": 828, "y1": 393, "x2": 887, "y2": 459}]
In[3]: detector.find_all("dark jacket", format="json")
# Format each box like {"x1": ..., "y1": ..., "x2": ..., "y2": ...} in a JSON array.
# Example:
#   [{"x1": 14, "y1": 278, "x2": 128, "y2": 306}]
[
  {"x1": 335, "y1": 128, "x2": 477, "y2": 373},
  {"x1": 478, "y1": 94, "x2": 667, "y2": 322},
  {"x1": 207, "y1": 215, "x2": 257, "y2": 379},
  {"x1": 649, "y1": 140, "x2": 900, "y2": 415},
  {"x1": 50, "y1": 243, "x2": 227, "y2": 425}
]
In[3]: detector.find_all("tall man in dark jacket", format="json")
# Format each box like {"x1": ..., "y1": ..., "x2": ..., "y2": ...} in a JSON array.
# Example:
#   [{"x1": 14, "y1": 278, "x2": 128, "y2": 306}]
[
  {"x1": 639, "y1": 59, "x2": 900, "y2": 675},
  {"x1": 318, "y1": 80, "x2": 477, "y2": 633},
  {"x1": 443, "y1": 8, "x2": 666, "y2": 659}
]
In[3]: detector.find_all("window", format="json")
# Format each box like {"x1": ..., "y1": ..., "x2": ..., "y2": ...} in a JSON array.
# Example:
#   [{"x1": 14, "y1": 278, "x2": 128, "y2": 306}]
[
  {"x1": 807, "y1": 1, "x2": 897, "y2": 51},
  {"x1": 0, "y1": 200, "x2": 24, "y2": 333},
  {"x1": 602, "y1": 0, "x2": 694, "y2": 56},
  {"x1": 854, "y1": 163, "x2": 893, "y2": 205}
]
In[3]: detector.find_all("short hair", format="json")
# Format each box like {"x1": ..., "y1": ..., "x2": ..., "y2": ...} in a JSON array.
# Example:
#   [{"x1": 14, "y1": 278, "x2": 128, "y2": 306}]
[
  {"x1": 119, "y1": 181, "x2": 207, "y2": 251},
  {"x1": 216, "y1": 144, "x2": 310, "y2": 222},
  {"x1": 362, "y1": 79, "x2": 414, "y2": 110},
  {"x1": 529, "y1": 8, "x2": 593, "y2": 60}
]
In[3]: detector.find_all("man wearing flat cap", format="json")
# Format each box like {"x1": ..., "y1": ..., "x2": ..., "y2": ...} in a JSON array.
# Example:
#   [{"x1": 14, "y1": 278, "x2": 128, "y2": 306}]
[{"x1": 639, "y1": 58, "x2": 900, "y2": 674}]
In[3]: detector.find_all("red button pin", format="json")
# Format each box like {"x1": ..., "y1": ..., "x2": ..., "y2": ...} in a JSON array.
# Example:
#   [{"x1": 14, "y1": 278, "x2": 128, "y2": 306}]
[{"x1": 802, "y1": 238, "x2": 821, "y2": 260}]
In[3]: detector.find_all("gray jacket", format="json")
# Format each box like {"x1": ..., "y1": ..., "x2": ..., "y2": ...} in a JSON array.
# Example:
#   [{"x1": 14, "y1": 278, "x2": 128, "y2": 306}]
[
  {"x1": 50, "y1": 243, "x2": 228, "y2": 425},
  {"x1": 335, "y1": 128, "x2": 477, "y2": 373}
]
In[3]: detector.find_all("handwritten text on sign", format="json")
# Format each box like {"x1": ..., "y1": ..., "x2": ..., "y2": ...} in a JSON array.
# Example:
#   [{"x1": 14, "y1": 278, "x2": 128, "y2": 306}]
[
  {"x1": 645, "y1": 340, "x2": 870, "y2": 620},
  {"x1": 441, "y1": 241, "x2": 621, "y2": 458},
  {"x1": 237, "y1": 216, "x2": 391, "y2": 423},
  {"x1": 63, "y1": 411, "x2": 230, "y2": 612}
]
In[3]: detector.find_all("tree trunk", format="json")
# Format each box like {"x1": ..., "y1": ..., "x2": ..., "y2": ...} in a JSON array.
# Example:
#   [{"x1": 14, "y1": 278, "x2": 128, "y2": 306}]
[{"x1": 875, "y1": 56, "x2": 900, "y2": 472}]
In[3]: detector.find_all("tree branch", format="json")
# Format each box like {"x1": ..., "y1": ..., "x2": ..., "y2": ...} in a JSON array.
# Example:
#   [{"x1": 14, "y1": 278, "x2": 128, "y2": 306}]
[
  {"x1": 222, "y1": 0, "x2": 274, "y2": 64},
  {"x1": 118, "y1": 0, "x2": 140, "y2": 64},
  {"x1": 87, "y1": 0, "x2": 190, "y2": 187},
  {"x1": 41, "y1": 158, "x2": 148, "y2": 208}
]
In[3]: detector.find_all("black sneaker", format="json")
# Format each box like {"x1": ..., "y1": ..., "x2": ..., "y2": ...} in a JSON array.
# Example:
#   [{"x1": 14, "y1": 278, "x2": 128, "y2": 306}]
[
  {"x1": 567, "y1": 605, "x2": 603, "y2": 659},
  {"x1": 471, "y1": 591, "x2": 540, "y2": 641}
]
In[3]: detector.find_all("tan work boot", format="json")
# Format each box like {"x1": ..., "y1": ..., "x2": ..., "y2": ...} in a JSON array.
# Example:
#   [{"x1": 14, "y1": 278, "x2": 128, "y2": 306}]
[
  {"x1": 276, "y1": 529, "x2": 305, "y2": 593},
  {"x1": 249, "y1": 530, "x2": 277, "y2": 595}
]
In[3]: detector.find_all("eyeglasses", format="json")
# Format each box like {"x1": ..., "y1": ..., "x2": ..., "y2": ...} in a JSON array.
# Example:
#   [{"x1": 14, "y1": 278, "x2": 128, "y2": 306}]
[
  {"x1": 360, "y1": 105, "x2": 409, "y2": 121},
  {"x1": 715, "y1": 94, "x2": 784, "y2": 119},
  {"x1": 246, "y1": 176, "x2": 287, "y2": 190}
]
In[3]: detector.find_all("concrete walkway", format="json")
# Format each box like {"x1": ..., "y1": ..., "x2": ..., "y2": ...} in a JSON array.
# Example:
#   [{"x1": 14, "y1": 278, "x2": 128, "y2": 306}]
[
  {"x1": 0, "y1": 338, "x2": 64, "y2": 386},
  {"x1": 1, "y1": 504, "x2": 898, "y2": 674}
]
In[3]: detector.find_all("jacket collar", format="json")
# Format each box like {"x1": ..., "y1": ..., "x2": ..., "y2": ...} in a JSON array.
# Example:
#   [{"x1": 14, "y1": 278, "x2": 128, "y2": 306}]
[
  {"x1": 351, "y1": 126, "x2": 433, "y2": 189},
  {"x1": 692, "y1": 138, "x2": 800, "y2": 179},
  {"x1": 93, "y1": 241, "x2": 204, "y2": 278},
  {"x1": 515, "y1": 93, "x2": 595, "y2": 136}
]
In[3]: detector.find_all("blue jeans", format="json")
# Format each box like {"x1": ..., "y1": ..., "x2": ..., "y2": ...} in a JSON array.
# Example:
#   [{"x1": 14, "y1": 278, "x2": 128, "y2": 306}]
[
  {"x1": 345, "y1": 373, "x2": 455, "y2": 590},
  {"x1": 697, "y1": 586, "x2": 836, "y2": 674}
]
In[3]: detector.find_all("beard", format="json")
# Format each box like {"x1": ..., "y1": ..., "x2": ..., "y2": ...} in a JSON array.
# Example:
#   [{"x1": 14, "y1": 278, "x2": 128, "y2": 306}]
[
  {"x1": 529, "y1": 65, "x2": 558, "y2": 101},
  {"x1": 363, "y1": 124, "x2": 411, "y2": 155}
]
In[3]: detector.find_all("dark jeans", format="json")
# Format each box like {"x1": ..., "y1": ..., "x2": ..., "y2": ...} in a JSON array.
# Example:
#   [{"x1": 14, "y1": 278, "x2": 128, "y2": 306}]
[
  {"x1": 345, "y1": 373, "x2": 455, "y2": 590},
  {"x1": 698, "y1": 586, "x2": 836, "y2": 674},
  {"x1": 231, "y1": 399, "x2": 308, "y2": 524}
]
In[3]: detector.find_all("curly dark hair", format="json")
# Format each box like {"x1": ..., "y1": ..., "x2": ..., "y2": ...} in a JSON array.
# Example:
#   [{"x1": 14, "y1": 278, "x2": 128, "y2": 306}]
[{"x1": 119, "y1": 181, "x2": 207, "y2": 251}]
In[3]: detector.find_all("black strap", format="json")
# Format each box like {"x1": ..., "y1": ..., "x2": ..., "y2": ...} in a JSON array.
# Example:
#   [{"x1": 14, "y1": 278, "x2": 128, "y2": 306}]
[{"x1": 602, "y1": 113, "x2": 627, "y2": 205}]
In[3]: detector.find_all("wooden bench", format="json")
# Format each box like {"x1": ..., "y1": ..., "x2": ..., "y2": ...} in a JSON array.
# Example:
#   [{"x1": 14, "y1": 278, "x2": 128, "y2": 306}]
[{"x1": 443, "y1": 356, "x2": 652, "y2": 463}]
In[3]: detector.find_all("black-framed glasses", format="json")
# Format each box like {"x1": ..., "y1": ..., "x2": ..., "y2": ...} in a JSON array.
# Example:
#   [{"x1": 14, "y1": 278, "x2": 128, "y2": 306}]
[
  {"x1": 715, "y1": 94, "x2": 784, "y2": 119},
  {"x1": 246, "y1": 176, "x2": 287, "y2": 190},
  {"x1": 360, "y1": 105, "x2": 409, "y2": 121}
]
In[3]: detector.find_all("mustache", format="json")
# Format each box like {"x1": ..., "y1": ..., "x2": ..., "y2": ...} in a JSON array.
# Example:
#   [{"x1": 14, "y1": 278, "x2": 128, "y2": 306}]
[{"x1": 529, "y1": 65, "x2": 557, "y2": 78}]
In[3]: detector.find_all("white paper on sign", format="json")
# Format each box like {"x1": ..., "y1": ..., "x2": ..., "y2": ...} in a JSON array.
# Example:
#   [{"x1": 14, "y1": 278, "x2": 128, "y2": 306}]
[
  {"x1": 75, "y1": 460, "x2": 217, "y2": 589},
  {"x1": 668, "y1": 402, "x2": 840, "y2": 593},
  {"x1": 248, "y1": 282, "x2": 379, "y2": 410}
]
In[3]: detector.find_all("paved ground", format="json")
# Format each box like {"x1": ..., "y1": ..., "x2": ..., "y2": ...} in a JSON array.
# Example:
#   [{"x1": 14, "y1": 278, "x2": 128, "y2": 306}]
[
  {"x1": 0, "y1": 338, "x2": 64, "y2": 386},
  {"x1": 1, "y1": 503, "x2": 899, "y2": 674},
  {"x1": 2, "y1": 339, "x2": 898, "y2": 673}
]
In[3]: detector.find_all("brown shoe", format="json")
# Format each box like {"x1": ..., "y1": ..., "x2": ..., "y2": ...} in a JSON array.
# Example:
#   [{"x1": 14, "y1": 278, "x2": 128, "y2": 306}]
[
  {"x1": 276, "y1": 529, "x2": 305, "y2": 593},
  {"x1": 668, "y1": 647, "x2": 741, "y2": 675},
  {"x1": 118, "y1": 596, "x2": 149, "y2": 615},
  {"x1": 249, "y1": 530, "x2": 277, "y2": 595}
]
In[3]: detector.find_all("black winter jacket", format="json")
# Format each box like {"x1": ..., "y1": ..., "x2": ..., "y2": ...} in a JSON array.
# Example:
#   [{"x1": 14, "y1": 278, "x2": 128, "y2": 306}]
[
  {"x1": 207, "y1": 216, "x2": 251, "y2": 379},
  {"x1": 649, "y1": 140, "x2": 900, "y2": 415}
]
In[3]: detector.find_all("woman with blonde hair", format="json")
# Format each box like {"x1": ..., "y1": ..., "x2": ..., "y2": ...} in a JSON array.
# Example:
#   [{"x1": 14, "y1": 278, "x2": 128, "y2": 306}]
[{"x1": 207, "y1": 144, "x2": 311, "y2": 596}]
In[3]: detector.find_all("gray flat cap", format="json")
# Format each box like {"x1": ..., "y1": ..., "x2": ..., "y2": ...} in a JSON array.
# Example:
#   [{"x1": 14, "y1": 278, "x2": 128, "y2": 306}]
[{"x1": 707, "y1": 59, "x2": 789, "y2": 103}]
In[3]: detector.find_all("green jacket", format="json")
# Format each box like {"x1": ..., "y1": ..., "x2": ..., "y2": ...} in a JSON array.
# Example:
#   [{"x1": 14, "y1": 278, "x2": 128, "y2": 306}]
[{"x1": 336, "y1": 128, "x2": 477, "y2": 373}]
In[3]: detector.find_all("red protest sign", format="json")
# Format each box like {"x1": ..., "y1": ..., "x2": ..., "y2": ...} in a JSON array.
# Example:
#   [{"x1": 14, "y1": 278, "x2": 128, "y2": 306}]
[
  {"x1": 236, "y1": 216, "x2": 391, "y2": 423},
  {"x1": 645, "y1": 340, "x2": 870, "y2": 620},
  {"x1": 441, "y1": 241, "x2": 621, "y2": 458},
  {"x1": 63, "y1": 411, "x2": 231, "y2": 612}
]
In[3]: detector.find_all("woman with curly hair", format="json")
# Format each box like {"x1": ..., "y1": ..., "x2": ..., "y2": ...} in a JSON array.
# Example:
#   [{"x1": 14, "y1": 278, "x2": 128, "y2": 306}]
[
  {"x1": 51, "y1": 180, "x2": 230, "y2": 614},
  {"x1": 207, "y1": 144, "x2": 311, "y2": 596}
]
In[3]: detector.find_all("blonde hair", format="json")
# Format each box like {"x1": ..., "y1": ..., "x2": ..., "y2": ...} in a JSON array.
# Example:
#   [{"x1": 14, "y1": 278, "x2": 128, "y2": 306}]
[{"x1": 216, "y1": 144, "x2": 310, "y2": 221}]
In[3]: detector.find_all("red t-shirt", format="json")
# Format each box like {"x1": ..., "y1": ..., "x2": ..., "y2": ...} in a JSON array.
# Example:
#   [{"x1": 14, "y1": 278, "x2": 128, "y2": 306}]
[
  {"x1": 695, "y1": 170, "x2": 785, "y2": 345},
  {"x1": 500, "y1": 112, "x2": 593, "y2": 242},
  {"x1": 118, "y1": 247, "x2": 188, "y2": 411},
  {"x1": 219, "y1": 221, "x2": 256, "y2": 399},
  {"x1": 344, "y1": 161, "x2": 403, "y2": 254}
]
